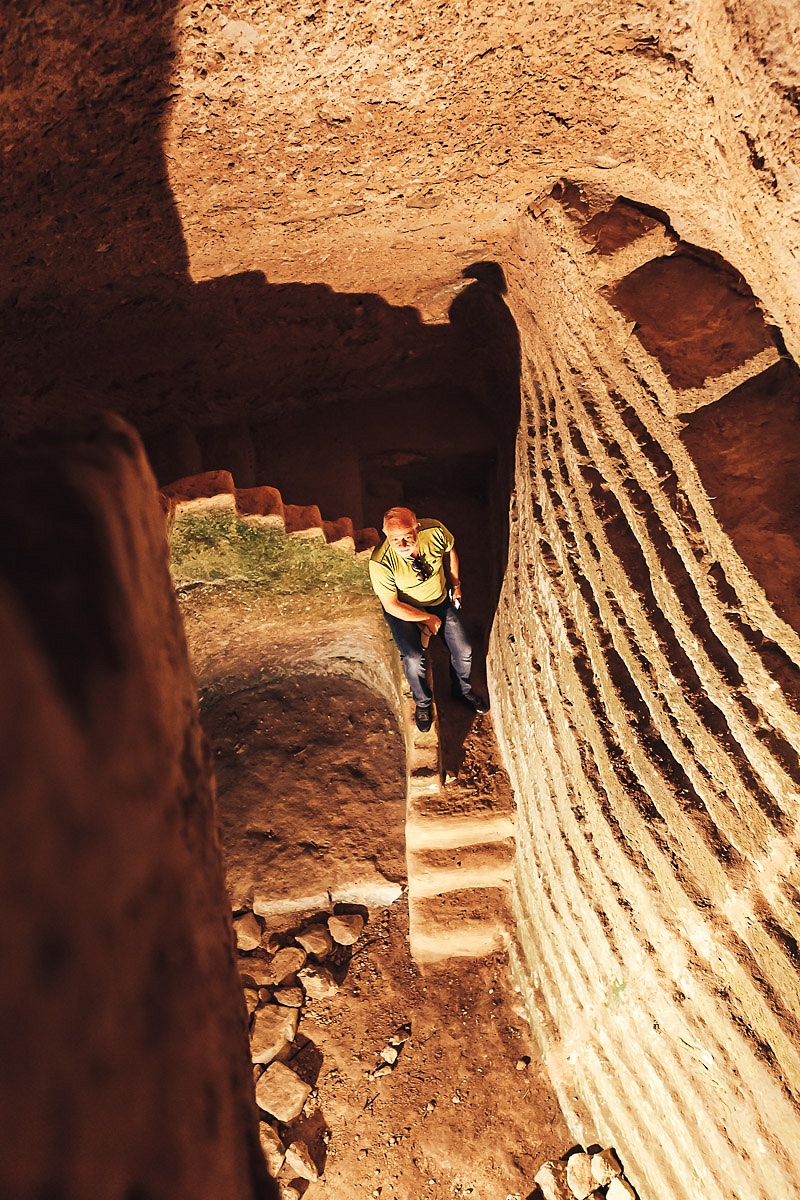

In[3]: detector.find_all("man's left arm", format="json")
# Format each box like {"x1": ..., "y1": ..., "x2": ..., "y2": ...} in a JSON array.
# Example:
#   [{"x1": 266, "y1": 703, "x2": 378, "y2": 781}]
[{"x1": 443, "y1": 546, "x2": 462, "y2": 606}]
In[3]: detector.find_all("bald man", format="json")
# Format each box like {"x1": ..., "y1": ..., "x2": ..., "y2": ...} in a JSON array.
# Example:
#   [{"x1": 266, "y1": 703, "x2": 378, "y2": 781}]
[{"x1": 368, "y1": 506, "x2": 489, "y2": 732}]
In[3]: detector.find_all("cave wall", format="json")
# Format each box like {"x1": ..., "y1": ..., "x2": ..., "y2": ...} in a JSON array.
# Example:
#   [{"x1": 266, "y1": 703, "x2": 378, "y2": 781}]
[
  {"x1": 0, "y1": 418, "x2": 273, "y2": 1200},
  {"x1": 484, "y1": 8, "x2": 800, "y2": 1195},
  {"x1": 489, "y1": 179, "x2": 800, "y2": 1199}
]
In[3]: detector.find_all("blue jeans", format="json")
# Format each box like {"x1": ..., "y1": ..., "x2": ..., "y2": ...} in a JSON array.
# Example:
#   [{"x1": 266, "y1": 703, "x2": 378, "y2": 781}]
[{"x1": 383, "y1": 599, "x2": 473, "y2": 709}]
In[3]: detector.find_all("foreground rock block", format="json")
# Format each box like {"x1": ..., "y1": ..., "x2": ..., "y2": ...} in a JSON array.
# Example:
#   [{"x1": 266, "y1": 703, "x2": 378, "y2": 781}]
[
  {"x1": 298, "y1": 963, "x2": 339, "y2": 999},
  {"x1": 606, "y1": 1179, "x2": 636, "y2": 1200},
  {"x1": 295, "y1": 924, "x2": 333, "y2": 957},
  {"x1": 234, "y1": 911, "x2": 263, "y2": 951},
  {"x1": 566, "y1": 1152, "x2": 595, "y2": 1199},
  {"x1": 591, "y1": 1149, "x2": 621, "y2": 1187},
  {"x1": 267, "y1": 947, "x2": 307, "y2": 983},
  {"x1": 0, "y1": 416, "x2": 273, "y2": 1200}
]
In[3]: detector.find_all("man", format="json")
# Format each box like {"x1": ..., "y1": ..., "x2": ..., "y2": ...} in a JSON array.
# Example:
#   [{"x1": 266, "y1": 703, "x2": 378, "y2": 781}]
[{"x1": 368, "y1": 506, "x2": 489, "y2": 732}]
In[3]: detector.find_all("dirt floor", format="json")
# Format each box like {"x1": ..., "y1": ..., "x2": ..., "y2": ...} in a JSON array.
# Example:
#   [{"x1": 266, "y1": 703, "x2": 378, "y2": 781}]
[{"x1": 199, "y1": 674, "x2": 570, "y2": 1199}]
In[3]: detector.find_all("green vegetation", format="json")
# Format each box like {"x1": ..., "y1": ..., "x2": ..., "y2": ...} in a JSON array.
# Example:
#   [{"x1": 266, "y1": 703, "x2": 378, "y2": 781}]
[{"x1": 169, "y1": 510, "x2": 374, "y2": 620}]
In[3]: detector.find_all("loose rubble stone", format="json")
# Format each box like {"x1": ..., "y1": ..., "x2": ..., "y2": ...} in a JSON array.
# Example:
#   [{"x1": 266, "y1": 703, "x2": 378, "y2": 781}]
[
  {"x1": 276, "y1": 1183, "x2": 301, "y2": 1200},
  {"x1": 535, "y1": 1160, "x2": 571, "y2": 1200},
  {"x1": 328, "y1": 912, "x2": 364, "y2": 945},
  {"x1": 380, "y1": 1045, "x2": 399, "y2": 1064},
  {"x1": 274, "y1": 985, "x2": 304, "y2": 1008},
  {"x1": 606, "y1": 1178, "x2": 636, "y2": 1199},
  {"x1": 591, "y1": 1149, "x2": 622, "y2": 1187},
  {"x1": 567, "y1": 1151, "x2": 595, "y2": 1199},
  {"x1": 234, "y1": 911, "x2": 262, "y2": 951},
  {"x1": 285, "y1": 1139, "x2": 319, "y2": 1181},
  {"x1": 240, "y1": 962, "x2": 274, "y2": 988},
  {"x1": 259, "y1": 1122, "x2": 286, "y2": 1176},
  {"x1": 298, "y1": 964, "x2": 339, "y2": 999},
  {"x1": 295, "y1": 923, "x2": 334, "y2": 957},
  {"x1": 268, "y1": 946, "x2": 307, "y2": 983},
  {"x1": 255, "y1": 1061, "x2": 312, "y2": 1122},
  {"x1": 250, "y1": 1003, "x2": 299, "y2": 1064},
  {"x1": 243, "y1": 986, "x2": 259, "y2": 1014},
  {"x1": 369, "y1": 1063, "x2": 393, "y2": 1080}
]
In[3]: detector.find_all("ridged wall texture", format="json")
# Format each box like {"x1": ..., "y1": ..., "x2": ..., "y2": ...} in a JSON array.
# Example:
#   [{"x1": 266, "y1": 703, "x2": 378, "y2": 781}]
[{"x1": 490, "y1": 199, "x2": 800, "y2": 1200}]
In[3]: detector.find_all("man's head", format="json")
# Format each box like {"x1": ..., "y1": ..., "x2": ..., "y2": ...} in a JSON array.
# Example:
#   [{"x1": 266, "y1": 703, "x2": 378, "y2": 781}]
[{"x1": 382, "y1": 506, "x2": 420, "y2": 557}]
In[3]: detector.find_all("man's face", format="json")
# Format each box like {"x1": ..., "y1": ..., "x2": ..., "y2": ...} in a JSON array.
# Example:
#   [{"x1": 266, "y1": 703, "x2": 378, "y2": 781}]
[{"x1": 384, "y1": 521, "x2": 420, "y2": 557}]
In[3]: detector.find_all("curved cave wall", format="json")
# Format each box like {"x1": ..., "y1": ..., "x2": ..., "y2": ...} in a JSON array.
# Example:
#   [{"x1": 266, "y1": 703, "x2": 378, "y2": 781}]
[{"x1": 489, "y1": 185, "x2": 800, "y2": 1199}]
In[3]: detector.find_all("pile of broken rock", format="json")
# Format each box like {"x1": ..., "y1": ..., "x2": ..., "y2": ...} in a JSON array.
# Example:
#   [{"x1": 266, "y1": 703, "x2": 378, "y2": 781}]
[
  {"x1": 234, "y1": 907, "x2": 366, "y2": 1198},
  {"x1": 535, "y1": 1147, "x2": 637, "y2": 1200}
]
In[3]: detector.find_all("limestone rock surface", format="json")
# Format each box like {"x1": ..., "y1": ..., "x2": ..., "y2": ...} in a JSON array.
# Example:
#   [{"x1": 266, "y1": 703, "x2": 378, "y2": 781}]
[
  {"x1": 250, "y1": 1004, "x2": 299, "y2": 1065},
  {"x1": 295, "y1": 924, "x2": 334, "y2": 957},
  {"x1": 328, "y1": 913, "x2": 364, "y2": 945},
  {"x1": 255, "y1": 1062, "x2": 312, "y2": 1123},
  {"x1": 284, "y1": 1140, "x2": 319, "y2": 1182},
  {"x1": 259, "y1": 1122, "x2": 286, "y2": 1176},
  {"x1": 233, "y1": 911, "x2": 262, "y2": 951}
]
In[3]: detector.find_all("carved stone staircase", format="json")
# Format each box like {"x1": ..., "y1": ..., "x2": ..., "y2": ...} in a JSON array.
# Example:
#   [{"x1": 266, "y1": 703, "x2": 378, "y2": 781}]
[
  {"x1": 160, "y1": 469, "x2": 381, "y2": 556},
  {"x1": 160, "y1": 467, "x2": 516, "y2": 963},
  {"x1": 402, "y1": 697, "x2": 515, "y2": 962}
]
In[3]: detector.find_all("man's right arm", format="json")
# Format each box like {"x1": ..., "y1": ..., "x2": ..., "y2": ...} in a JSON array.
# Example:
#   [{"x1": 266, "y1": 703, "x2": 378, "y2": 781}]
[
  {"x1": 368, "y1": 559, "x2": 442, "y2": 633},
  {"x1": 381, "y1": 593, "x2": 441, "y2": 632}
]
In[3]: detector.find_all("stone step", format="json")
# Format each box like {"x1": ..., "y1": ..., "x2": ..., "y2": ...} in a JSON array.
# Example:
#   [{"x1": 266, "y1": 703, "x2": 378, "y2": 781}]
[
  {"x1": 407, "y1": 838, "x2": 515, "y2": 897},
  {"x1": 283, "y1": 502, "x2": 324, "y2": 538},
  {"x1": 235, "y1": 485, "x2": 285, "y2": 529},
  {"x1": 406, "y1": 809, "x2": 516, "y2": 852},
  {"x1": 158, "y1": 469, "x2": 380, "y2": 553},
  {"x1": 408, "y1": 887, "x2": 511, "y2": 962},
  {"x1": 322, "y1": 515, "x2": 355, "y2": 552}
]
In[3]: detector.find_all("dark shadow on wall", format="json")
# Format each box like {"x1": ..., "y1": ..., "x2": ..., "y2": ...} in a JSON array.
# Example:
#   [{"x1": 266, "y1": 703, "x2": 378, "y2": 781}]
[{"x1": 681, "y1": 357, "x2": 800, "y2": 639}]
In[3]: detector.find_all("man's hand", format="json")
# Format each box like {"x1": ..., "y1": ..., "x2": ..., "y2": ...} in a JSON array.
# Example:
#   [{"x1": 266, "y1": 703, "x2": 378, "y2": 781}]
[{"x1": 423, "y1": 613, "x2": 442, "y2": 636}]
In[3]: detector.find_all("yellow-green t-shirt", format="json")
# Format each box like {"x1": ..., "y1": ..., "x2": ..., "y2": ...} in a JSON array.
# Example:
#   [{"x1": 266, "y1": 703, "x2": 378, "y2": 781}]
[{"x1": 368, "y1": 520, "x2": 454, "y2": 608}]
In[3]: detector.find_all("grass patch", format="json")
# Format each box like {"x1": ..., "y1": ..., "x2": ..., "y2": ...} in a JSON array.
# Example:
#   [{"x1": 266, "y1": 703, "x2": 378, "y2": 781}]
[{"x1": 170, "y1": 511, "x2": 374, "y2": 616}]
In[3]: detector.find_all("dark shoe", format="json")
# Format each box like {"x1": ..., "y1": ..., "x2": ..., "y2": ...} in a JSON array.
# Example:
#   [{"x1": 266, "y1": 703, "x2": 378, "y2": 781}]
[
  {"x1": 461, "y1": 690, "x2": 490, "y2": 715},
  {"x1": 414, "y1": 705, "x2": 433, "y2": 732}
]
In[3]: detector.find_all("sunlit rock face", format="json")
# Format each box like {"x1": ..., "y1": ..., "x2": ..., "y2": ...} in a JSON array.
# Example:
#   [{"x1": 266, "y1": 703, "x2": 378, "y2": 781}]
[
  {"x1": 0, "y1": 418, "x2": 273, "y2": 1200},
  {"x1": 490, "y1": 184, "x2": 800, "y2": 1200}
]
